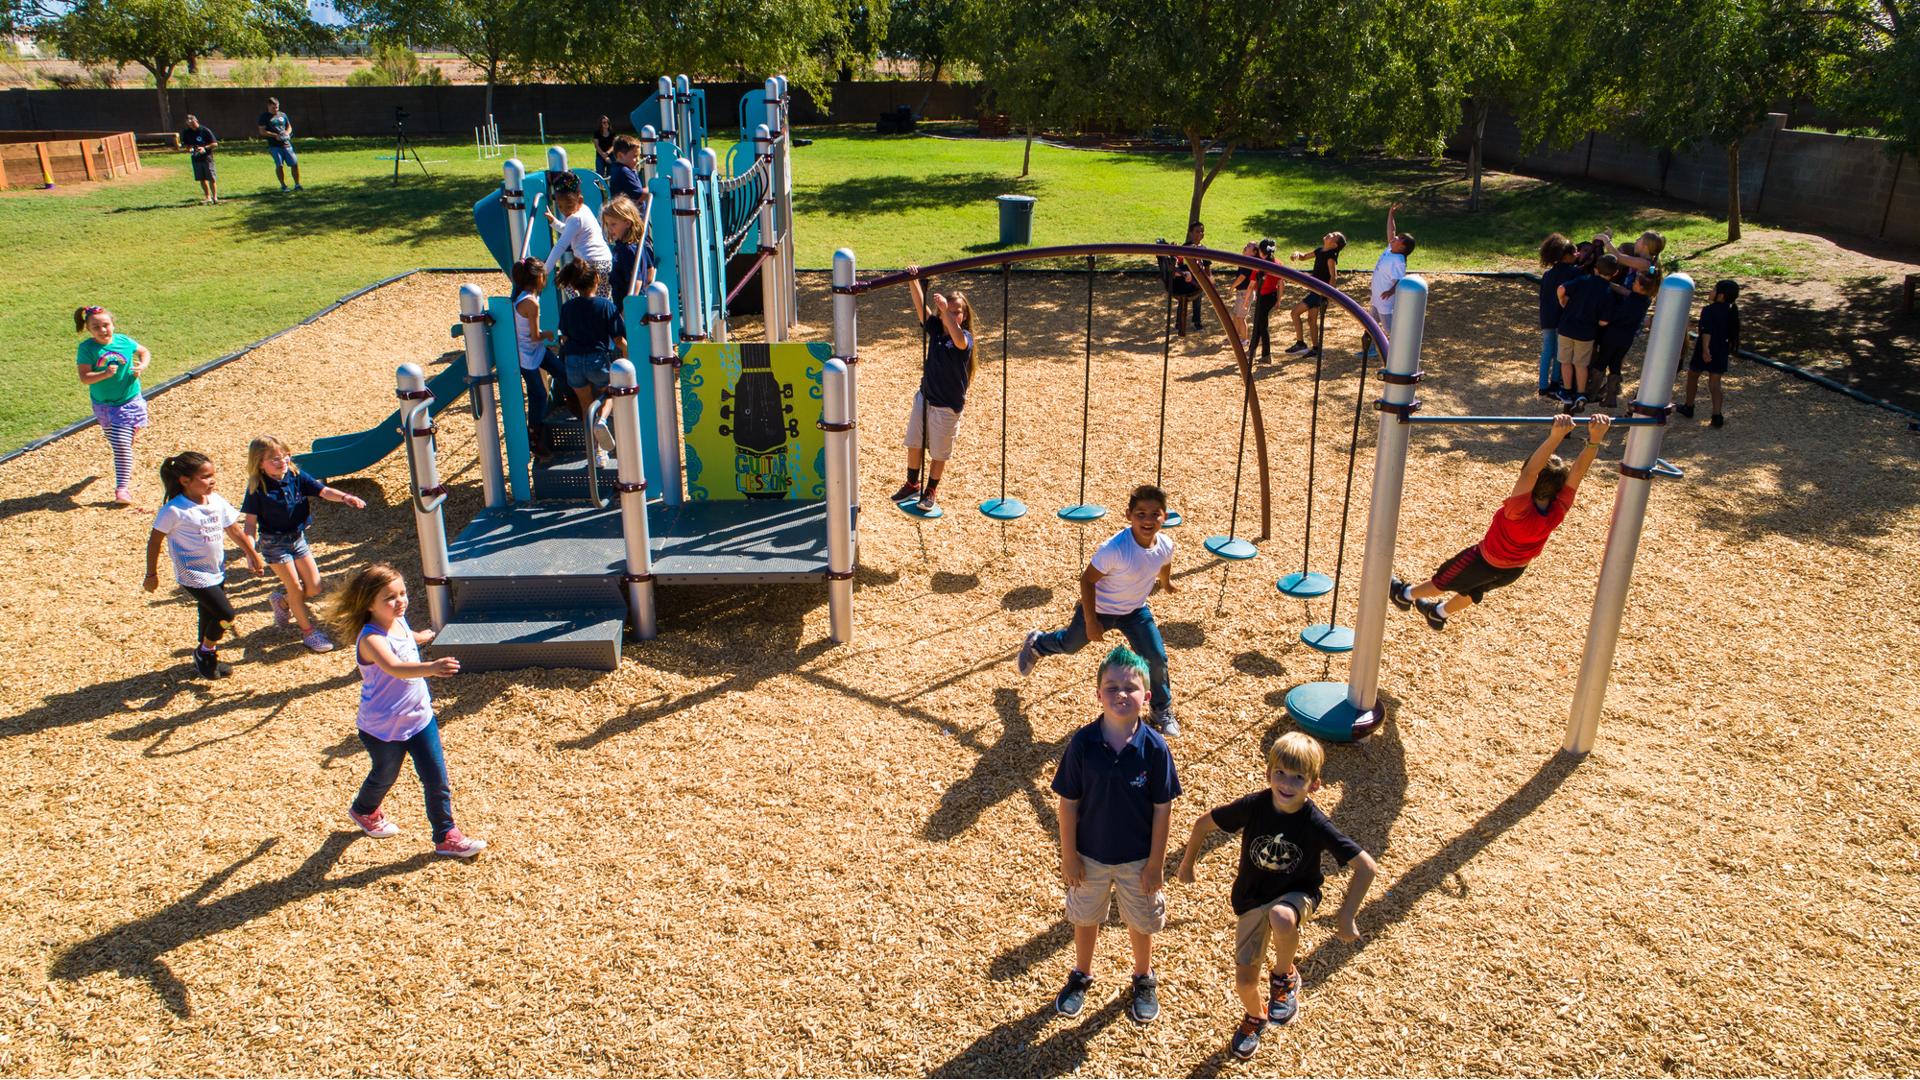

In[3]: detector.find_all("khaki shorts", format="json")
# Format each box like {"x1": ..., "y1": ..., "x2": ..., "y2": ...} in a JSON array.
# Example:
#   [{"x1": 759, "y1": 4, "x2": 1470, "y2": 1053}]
[
  {"x1": 1557, "y1": 335, "x2": 1596, "y2": 369},
  {"x1": 902, "y1": 392, "x2": 960, "y2": 460},
  {"x1": 1233, "y1": 891, "x2": 1317, "y2": 966},
  {"x1": 1066, "y1": 856, "x2": 1167, "y2": 934}
]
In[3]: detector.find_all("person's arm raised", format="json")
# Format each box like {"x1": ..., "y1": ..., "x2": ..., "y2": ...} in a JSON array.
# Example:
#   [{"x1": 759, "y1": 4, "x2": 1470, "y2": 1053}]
[
  {"x1": 1510, "y1": 414, "x2": 1576, "y2": 499},
  {"x1": 1564, "y1": 414, "x2": 1610, "y2": 493}
]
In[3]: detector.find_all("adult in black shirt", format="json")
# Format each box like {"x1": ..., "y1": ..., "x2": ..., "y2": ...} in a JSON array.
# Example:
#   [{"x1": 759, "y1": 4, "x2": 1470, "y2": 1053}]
[
  {"x1": 1163, "y1": 221, "x2": 1209, "y2": 335},
  {"x1": 592, "y1": 116, "x2": 617, "y2": 177},
  {"x1": 181, "y1": 115, "x2": 219, "y2": 204},
  {"x1": 257, "y1": 96, "x2": 302, "y2": 191}
]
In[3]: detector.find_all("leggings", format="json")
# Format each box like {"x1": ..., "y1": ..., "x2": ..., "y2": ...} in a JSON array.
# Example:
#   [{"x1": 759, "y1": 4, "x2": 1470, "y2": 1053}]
[
  {"x1": 1250, "y1": 290, "x2": 1281, "y2": 361},
  {"x1": 102, "y1": 424, "x2": 136, "y2": 490},
  {"x1": 181, "y1": 581, "x2": 235, "y2": 644}
]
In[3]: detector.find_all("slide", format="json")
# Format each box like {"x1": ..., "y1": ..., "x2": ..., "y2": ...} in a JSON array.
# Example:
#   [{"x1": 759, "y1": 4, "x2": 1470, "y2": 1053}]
[{"x1": 294, "y1": 361, "x2": 471, "y2": 479}]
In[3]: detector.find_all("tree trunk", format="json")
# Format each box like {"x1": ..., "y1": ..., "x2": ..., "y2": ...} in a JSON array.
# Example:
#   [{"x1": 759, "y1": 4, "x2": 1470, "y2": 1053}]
[
  {"x1": 1021, "y1": 130, "x2": 1032, "y2": 177},
  {"x1": 1185, "y1": 132, "x2": 1237, "y2": 227},
  {"x1": 915, "y1": 58, "x2": 943, "y2": 117},
  {"x1": 152, "y1": 68, "x2": 172, "y2": 132},
  {"x1": 484, "y1": 65, "x2": 496, "y2": 128},
  {"x1": 1468, "y1": 100, "x2": 1489, "y2": 212},
  {"x1": 1726, "y1": 141, "x2": 1742, "y2": 242}
]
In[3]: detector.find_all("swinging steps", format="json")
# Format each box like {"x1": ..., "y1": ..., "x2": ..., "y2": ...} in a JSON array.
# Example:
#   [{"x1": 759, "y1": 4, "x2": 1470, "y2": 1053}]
[{"x1": 425, "y1": 419, "x2": 834, "y2": 673}]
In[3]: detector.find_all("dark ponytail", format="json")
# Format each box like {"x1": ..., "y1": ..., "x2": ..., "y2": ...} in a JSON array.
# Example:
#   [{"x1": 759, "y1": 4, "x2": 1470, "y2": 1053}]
[
  {"x1": 74, "y1": 305, "x2": 106, "y2": 332},
  {"x1": 159, "y1": 451, "x2": 212, "y2": 501},
  {"x1": 510, "y1": 256, "x2": 546, "y2": 296}
]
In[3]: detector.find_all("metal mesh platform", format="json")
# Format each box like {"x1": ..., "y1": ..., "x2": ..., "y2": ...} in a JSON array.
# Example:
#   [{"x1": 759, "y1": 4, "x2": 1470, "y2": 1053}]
[{"x1": 447, "y1": 499, "x2": 831, "y2": 585}]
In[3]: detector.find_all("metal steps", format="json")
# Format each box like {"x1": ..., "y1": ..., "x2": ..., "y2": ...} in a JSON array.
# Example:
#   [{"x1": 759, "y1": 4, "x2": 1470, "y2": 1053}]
[
  {"x1": 426, "y1": 607, "x2": 625, "y2": 672},
  {"x1": 434, "y1": 502, "x2": 629, "y2": 673}
]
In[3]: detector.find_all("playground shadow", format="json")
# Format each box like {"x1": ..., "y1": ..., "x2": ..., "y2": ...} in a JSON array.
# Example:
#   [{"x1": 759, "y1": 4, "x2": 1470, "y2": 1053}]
[
  {"x1": 0, "y1": 475, "x2": 101, "y2": 517},
  {"x1": 49, "y1": 832, "x2": 437, "y2": 1017},
  {"x1": 927, "y1": 998, "x2": 1127, "y2": 1078},
  {"x1": 925, "y1": 688, "x2": 1063, "y2": 842},
  {"x1": 800, "y1": 172, "x2": 1036, "y2": 218}
]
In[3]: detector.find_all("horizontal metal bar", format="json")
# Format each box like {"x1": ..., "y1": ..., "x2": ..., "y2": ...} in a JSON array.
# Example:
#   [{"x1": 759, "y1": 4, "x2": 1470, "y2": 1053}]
[{"x1": 1404, "y1": 415, "x2": 1663, "y2": 426}]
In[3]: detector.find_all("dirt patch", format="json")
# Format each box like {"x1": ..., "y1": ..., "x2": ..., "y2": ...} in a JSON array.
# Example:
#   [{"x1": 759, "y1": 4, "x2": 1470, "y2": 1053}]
[{"x1": 0, "y1": 271, "x2": 1914, "y2": 1076}]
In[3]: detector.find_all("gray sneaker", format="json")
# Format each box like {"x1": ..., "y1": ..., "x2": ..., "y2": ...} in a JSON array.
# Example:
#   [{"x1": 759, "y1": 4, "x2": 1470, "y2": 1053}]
[
  {"x1": 1016, "y1": 631, "x2": 1040, "y2": 677},
  {"x1": 1151, "y1": 708, "x2": 1181, "y2": 739},
  {"x1": 592, "y1": 421, "x2": 617, "y2": 454},
  {"x1": 1230, "y1": 1014, "x2": 1268, "y2": 1059},
  {"x1": 1127, "y1": 973, "x2": 1161, "y2": 1024},
  {"x1": 1268, "y1": 966, "x2": 1301, "y2": 1025},
  {"x1": 1054, "y1": 969, "x2": 1093, "y2": 1017}
]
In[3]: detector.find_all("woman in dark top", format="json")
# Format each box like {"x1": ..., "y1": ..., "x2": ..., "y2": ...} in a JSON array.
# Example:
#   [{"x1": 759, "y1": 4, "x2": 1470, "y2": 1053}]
[
  {"x1": 890, "y1": 265, "x2": 976, "y2": 513},
  {"x1": 1166, "y1": 221, "x2": 1209, "y2": 335},
  {"x1": 1286, "y1": 230, "x2": 1345, "y2": 355},
  {"x1": 592, "y1": 116, "x2": 617, "y2": 176}
]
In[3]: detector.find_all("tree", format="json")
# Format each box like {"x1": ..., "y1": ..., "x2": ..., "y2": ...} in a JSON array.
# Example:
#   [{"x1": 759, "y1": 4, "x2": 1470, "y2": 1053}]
[
  {"x1": 336, "y1": 0, "x2": 523, "y2": 122},
  {"x1": 1447, "y1": 0, "x2": 1540, "y2": 211},
  {"x1": 1815, "y1": 0, "x2": 1920, "y2": 152},
  {"x1": 47, "y1": 0, "x2": 271, "y2": 131}
]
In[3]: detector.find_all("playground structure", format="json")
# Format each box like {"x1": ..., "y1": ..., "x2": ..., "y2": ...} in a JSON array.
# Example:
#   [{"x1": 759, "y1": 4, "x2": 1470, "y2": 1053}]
[{"x1": 0, "y1": 130, "x2": 139, "y2": 190}]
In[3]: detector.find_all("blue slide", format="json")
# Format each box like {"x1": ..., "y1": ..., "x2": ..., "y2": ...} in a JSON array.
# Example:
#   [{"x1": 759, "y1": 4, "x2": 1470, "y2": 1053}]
[{"x1": 293, "y1": 360, "x2": 471, "y2": 479}]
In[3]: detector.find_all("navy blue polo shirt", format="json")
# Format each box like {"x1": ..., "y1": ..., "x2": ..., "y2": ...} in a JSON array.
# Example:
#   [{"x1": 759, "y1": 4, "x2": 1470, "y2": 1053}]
[
  {"x1": 1050, "y1": 717, "x2": 1181, "y2": 865},
  {"x1": 1558, "y1": 274, "x2": 1612, "y2": 342},
  {"x1": 1600, "y1": 290, "x2": 1652, "y2": 349},
  {"x1": 1539, "y1": 262, "x2": 1581, "y2": 329},
  {"x1": 241, "y1": 470, "x2": 325, "y2": 535},
  {"x1": 559, "y1": 296, "x2": 623, "y2": 356},
  {"x1": 610, "y1": 162, "x2": 645, "y2": 204}
]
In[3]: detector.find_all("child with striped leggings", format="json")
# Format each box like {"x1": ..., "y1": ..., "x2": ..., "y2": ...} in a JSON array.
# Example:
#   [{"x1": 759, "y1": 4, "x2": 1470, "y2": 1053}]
[{"x1": 74, "y1": 306, "x2": 152, "y2": 506}]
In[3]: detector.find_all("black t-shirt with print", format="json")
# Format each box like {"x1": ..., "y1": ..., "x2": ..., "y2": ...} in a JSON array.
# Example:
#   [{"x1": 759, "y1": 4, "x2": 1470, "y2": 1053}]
[
  {"x1": 1210, "y1": 791, "x2": 1363, "y2": 915},
  {"x1": 920, "y1": 313, "x2": 973, "y2": 413},
  {"x1": 1310, "y1": 246, "x2": 1338, "y2": 284}
]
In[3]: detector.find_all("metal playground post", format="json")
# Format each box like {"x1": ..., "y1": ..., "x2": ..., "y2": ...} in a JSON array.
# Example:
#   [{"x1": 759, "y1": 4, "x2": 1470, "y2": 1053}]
[
  {"x1": 457, "y1": 284, "x2": 504, "y2": 508},
  {"x1": 606, "y1": 358, "x2": 658, "y2": 640},
  {"x1": 396, "y1": 363, "x2": 453, "y2": 631},
  {"x1": 823, "y1": 357, "x2": 855, "y2": 642},
  {"x1": 832, "y1": 248, "x2": 861, "y2": 541},
  {"x1": 644, "y1": 281, "x2": 684, "y2": 505}
]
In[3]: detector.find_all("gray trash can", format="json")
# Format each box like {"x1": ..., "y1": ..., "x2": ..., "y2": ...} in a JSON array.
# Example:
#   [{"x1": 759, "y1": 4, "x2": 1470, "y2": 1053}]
[{"x1": 996, "y1": 194, "x2": 1036, "y2": 246}]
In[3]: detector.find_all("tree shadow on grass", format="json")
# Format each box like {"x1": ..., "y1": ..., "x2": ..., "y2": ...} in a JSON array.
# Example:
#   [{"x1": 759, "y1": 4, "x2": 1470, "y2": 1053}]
[
  {"x1": 219, "y1": 172, "x2": 492, "y2": 249},
  {"x1": 799, "y1": 172, "x2": 1036, "y2": 218},
  {"x1": 49, "y1": 832, "x2": 436, "y2": 1017}
]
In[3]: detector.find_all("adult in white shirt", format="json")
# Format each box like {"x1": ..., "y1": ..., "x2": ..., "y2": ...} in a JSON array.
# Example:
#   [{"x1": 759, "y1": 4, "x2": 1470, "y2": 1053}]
[
  {"x1": 1017, "y1": 485, "x2": 1184, "y2": 737},
  {"x1": 1363, "y1": 203, "x2": 1413, "y2": 359}
]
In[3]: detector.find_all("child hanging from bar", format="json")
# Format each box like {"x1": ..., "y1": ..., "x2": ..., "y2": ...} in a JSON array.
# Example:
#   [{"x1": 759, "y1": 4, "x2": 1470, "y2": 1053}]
[
  {"x1": 890, "y1": 264, "x2": 975, "y2": 513},
  {"x1": 1388, "y1": 414, "x2": 1612, "y2": 630}
]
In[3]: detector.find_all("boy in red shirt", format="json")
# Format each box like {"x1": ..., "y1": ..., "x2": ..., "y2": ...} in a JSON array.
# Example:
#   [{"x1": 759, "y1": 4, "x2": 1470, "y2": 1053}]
[{"x1": 1389, "y1": 414, "x2": 1611, "y2": 629}]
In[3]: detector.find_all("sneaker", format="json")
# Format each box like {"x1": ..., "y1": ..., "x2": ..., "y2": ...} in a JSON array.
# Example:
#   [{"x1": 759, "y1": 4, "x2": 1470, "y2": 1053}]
[
  {"x1": 1676, "y1": 403, "x2": 1696, "y2": 419},
  {"x1": 1555, "y1": 388, "x2": 1575, "y2": 404},
  {"x1": 1054, "y1": 969, "x2": 1093, "y2": 1018},
  {"x1": 294, "y1": 183, "x2": 303, "y2": 191},
  {"x1": 1230, "y1": 1014, "x2": 1268, "y2": 1060},
  {"x1": 1151, "y1": 708, "x2": 1181, "y2": 739},
  {"x1": 1414, "y1": 598, "x2": 1448, "y2": 631},
  {"x1": 302, "y1": 627, "x2": 336, "y2": 653},
  {"x1": 1016, "y1": 630, "x2": 1041, "y2": 677},
  {"x1": 1268, "y1": 967, "x2": 1301, "y2": 1025},
  {"x1": 890, "y1": 481, "x2": 921, "y2": 503},
  {"x1": 348, "y1": 805, "x2": 399, "y2": 838},
  {"x1": 1285, "y1": 340, "x2": 1311, "y2": 356},
  {"x1": 1571, "y1": 395, "x2": 1587, "y2": 414},
  {"x1": 280, "y1": 184, "x2": 290, "y2": 192},
  {"x1": 1536, "y1": 387, "x2": 1557, "y2": 399},
  {"x1": 916, "y1": 491, "x2": 939, "y2": 513},
  {"x1": 114, "y1": 487, "x2": 133, "y2": 505},
  {"x1": 435, "y1": 827, "x2": 488, "y2": 858},
  {"x1": 1710, "y1": 413, "x2": 1725, "y2": 428},
  {"x1": 192, "y1": 647, "x2": 230, "y2": 679},
  {"x1": 1126, "y1": 973, "x2": 1161, "y2": 1025},
  {"x1": 1389, "y1": 575, "x2": 1413, "y2": 611},
  {"x1": 592, "y1": 422, "x2": 616, "y2": 454},
  {"x1": 595, "y1": 450, "x2": 615, "y2": 470},
  {"x1": 270, "y1": 590, "x2": 291, "y2": 627}
]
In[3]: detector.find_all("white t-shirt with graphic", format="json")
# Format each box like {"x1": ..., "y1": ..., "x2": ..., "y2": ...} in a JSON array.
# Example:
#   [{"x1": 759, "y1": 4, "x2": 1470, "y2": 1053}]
[
  {"x1": 1370, "y1": 250, "x2": 1407, "y2": 315},
  {"x1": 1089, "y1": 528, "x2": 1175, "y2": 615},
  {"x1": 152, "y1": 493, "x2": 239, "y2": 588}
]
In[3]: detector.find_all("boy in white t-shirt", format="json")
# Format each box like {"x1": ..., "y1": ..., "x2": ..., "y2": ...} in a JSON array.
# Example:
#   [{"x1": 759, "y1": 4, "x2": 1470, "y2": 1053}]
[
  {"x1": 1361, "y1": 203, "x2": 1413, "y2": 360},
  {"x1": 1018, "y1": 485, "x2": 1183, "y2": 736}
]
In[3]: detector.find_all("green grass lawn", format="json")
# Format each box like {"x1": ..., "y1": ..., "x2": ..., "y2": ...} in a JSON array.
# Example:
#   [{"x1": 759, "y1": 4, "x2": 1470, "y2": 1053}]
[{"x1": 3, "y1": 126, "x2": 1751, "y2": 451}]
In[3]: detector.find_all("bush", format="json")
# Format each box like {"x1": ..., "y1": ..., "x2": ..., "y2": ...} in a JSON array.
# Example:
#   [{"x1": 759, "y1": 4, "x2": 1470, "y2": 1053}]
[
  {"x1": 344, "y1": 43, "x2": 449, "y2": 87},
  {"x1": 226, "y1": 56, "x2": 313, "y2": 88},
  {"x1": 48, "y1": 65, "x2": 124, "y2": 89}
]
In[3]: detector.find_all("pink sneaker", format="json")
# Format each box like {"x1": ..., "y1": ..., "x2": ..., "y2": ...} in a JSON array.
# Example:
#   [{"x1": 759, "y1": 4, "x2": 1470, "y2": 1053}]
[
  {"x1": 270, "y1": 590, "x2": 291, "y2": 627},
  {"x1": 348, "y1": 806, "x2": 398, "y2": 838},
  {"x1": 434, "y1": 827, "x2": 487, "y2": 858}
]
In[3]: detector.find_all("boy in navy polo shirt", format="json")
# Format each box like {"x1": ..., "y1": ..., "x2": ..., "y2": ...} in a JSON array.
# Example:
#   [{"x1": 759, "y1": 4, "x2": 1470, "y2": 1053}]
[
  {"x1": 1680, "y1": 279, "x2": 1740, "y2": 428},
  {"x1": 1593, "y1": 267, "x2": 1660, "y2": 407},
  {"x1": 1050, "y1": 646, "x2": 1181, "y2": 1026},
  {"x1": 1555, "y1": 253, "x2": 1616, "y2": 410},
  {"x1": 1177, "y1": 732, "x2": 1375, "y2": 1059}
]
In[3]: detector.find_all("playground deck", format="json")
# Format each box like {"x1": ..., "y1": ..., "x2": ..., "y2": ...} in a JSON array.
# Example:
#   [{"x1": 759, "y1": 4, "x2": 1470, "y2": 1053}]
[{"x1": 445, "y1": 500, "x2": 833, "y2": 585}]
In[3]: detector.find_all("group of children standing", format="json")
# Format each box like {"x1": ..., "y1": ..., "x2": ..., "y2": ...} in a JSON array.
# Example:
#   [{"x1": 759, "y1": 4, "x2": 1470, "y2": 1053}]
[{"x1": 1537, "y1": 229, "x2": 1741, "y2": 425}]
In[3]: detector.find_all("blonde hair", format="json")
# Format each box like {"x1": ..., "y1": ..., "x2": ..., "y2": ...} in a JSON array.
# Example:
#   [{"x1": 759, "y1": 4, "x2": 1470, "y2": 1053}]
[
  {"x1": 1267, "y1": 731, "x2": 1326, "y2": 783},
  {"x1": 1637, "y1": 230, "x2": 1666, "y2": 259},
  {"x1": 328, "y1": 563, "x2": 404, "y2": 641},
  {"x1": 602, "y1": 194, "x2": 645, "y2": 243},
  {"x1": 245, "y1": 434, "x2": 297, "y2": 493}
]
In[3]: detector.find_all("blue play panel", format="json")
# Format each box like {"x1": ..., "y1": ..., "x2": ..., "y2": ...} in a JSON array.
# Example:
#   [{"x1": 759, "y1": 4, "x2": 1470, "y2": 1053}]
[
  {"x1": 1277, "y1": 571, "x2": 1333, "y2": 598},
  {"x1": 1285, "y1": 681, "x2": 1386, "y2": 743}
]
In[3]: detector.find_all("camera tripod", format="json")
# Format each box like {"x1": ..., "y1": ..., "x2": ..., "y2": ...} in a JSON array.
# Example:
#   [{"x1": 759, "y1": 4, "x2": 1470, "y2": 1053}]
[{"x1": 389, "y1": 110, "x2": 429, "y2": 184}]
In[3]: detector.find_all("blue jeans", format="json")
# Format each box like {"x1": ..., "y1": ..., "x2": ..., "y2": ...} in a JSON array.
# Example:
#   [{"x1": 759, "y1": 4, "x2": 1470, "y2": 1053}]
[
  {"x1": 521, "y1": 348, "x2": 566, "y2": 436},
  {"x1": 353, "y1": 717, "x2": 454, "y2": 842},
  {"x1": 1034, "y1": 603, "x2": 1172, "y2": 713},
  {"x1": 1539, "y1": 329, "x2": 1560, "y2": 391}
]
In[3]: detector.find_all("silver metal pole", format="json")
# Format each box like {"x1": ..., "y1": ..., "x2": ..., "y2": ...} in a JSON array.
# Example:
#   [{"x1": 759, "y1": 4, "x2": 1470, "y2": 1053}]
[
  {"x1": 1345, "y1": 276, "x2": 1428, "y2": 716},
  {"x1": 607, "y1": 358, "x2": 657, "y2": 641},
  {"x1": 645, "y1": 281, "x2": 683, "y2": 505},
  {"x1": 832, "y1": 248, "x2": 861, "y2": 544},
  {"x1": 501, "y1": 159, "x2": 527, "y2": 266},
  {"x1": 397, "y1": 363, "x2": 453, "y2": 631},
  {"x1": 671, "y1": 157, "x2": 706, "y2": 343},
  {"x1": 639, "y1": 124, "x2": 658, "y2": 188},
  {"x1": 457, "y1": 284, "x2": 505, "y2": 508},
  {"x1": 675, "y1": 74, "x2": 692, "y2": 150},
  {"x1": 1564, "y1": 272, "x2": 1693, "y2": 754},
  {"x1": 823, "y1": 357, "x2": 854, "y2": 642},
  {"x1": 656, "y1": 76, "x2": 676, "y2": 148},
  {"x1": 695, "y1": 147, "x2": 724, "y2": 344},
  {"x1": 776, "y1": 75, "x2": 797, "y2": 330},
  {"x1": 755, "y1": 124, "x2": 781, "y2": 343}
]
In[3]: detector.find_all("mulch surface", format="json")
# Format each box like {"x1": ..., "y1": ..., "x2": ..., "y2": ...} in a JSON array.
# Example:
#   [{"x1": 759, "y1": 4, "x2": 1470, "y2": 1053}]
[{"x1": 1, "y1": 270, "x2": 1915, "y2": 1076}]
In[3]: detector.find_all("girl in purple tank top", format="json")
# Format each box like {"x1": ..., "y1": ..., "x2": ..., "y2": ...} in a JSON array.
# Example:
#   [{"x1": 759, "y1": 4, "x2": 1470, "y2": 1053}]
[{"x1": 327, "y1": 564, "x2": 486, "y2": 858}]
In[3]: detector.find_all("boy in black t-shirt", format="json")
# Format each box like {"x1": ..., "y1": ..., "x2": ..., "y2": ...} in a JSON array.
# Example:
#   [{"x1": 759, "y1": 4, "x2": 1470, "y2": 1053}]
[
  {"x1": 1555, "y1": 253, "x2": 1617, "y2": 411},
  {"x1": 1176, "y1": 731, "x2": 1376, "y2": 1060},
  {"x1": 256, "y1": 97, "x2": 301, "y2": 191},
  {"x1": 1680, "y1": 279, "x2": 1740, "y2": 428}
]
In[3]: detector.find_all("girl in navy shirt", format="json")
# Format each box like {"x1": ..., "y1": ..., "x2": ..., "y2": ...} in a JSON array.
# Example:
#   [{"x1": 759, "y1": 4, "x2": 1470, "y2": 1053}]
[
  {"x1": 242, "y1": 435, "x2": 365, "y2": 652},
  {"x1": 1680, "y1": 279, "x2": 1740, "y2": 427}
]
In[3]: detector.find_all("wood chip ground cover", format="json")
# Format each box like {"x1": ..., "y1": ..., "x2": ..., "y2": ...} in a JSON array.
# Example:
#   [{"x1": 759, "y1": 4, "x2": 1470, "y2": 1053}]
[{"x1": 0, "y1": 272, "x2": 1914, "y2": 1076}]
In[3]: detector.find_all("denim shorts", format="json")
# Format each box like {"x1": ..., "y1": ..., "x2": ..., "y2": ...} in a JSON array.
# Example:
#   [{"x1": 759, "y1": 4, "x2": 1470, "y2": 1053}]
[
  {"x1": 267, "y1": 143, "x2": 298, "y2": 167},
  {"x1": 258, "y1": 530, "x2": 311, "y2": 565},
  {"x1": 565, "y1": 350, "x2": 615, "y2": 389}
]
